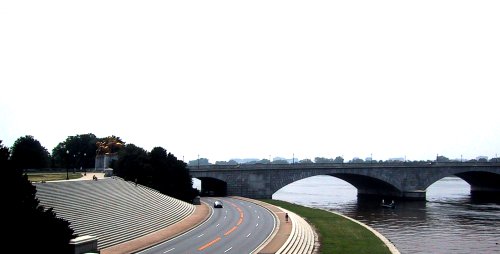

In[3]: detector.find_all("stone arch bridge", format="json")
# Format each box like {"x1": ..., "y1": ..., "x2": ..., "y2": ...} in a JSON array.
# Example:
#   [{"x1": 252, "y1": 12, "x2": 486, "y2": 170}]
[{"x1": 189, "y1": 162, "x2": 500, "y2": 200}]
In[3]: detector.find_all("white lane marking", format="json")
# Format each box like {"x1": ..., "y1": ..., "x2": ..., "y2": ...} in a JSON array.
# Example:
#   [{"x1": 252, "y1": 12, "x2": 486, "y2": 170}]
[
  {"x1": 135, "y1": 200, "x2": 215, "y2": 253},
  {"x1": 197, "y1": 233, "x2": 204, "y2": 238},
  {"x1": 216, "y1": 223, "x2": 220, "y2": 227},
  {"x1": 256, "y1": 223, "x2": 259, "y2": 227},
  {"x1": 226, "y1": 210, "x2": 228, "y2": 214},
  {"x1": 224, "y1": 216, "x2": 226, "y2": 219},
  {"x1": 224, "y1": 247, "x2": 233, "y2": 253},
  {"x1": 163, "y1": 248, "x2": 175, "y2": 253},
  {"x1": 255, "y1": 210, "x2": 257, "y2": 213},
  {"x1": 246, "y1": 233, "x2": 252, "y2": 238},
  {"x1": 258, "y1": 216, "x2": 260, "y2": 219}
]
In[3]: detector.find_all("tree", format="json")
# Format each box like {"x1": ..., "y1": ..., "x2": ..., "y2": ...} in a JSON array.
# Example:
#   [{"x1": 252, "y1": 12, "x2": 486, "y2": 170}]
[
  {"x1": 299, "y1": 158, "x2": 313, "y2": 164},
  {"x1": 5, "y1": 154, "x2": 76, "y2": 253},
  {"x1": 161, "y1": 150, "x2": 197, "y2": 202},
  {"x1": 149, "y1": 147, "x2": 197, "y2": 202},
  {"x1": 258, "y1": 159, "x2": 271, "y2": 164},
  {"x1": 272, "y1": 159, "x2": 289, "y2": 164},
  {"x1": 350, "y1": 157, "x2": 364, "y2": 163},
  {"x1": 215, "y1": 160, "x2": 238, "y2": 165},
  {"x1": 0, "y1": 140, "x2": 9, "y2": 166},
  {"x1": 333, "y1": 156, "x2": 344, "y2": 163},
  {"x1": 115, "y1": 145, "x2": 198, "y2": 202},
  {"x1": 114, "y1": 144, "x2": 150, "y2": 182},
  {"x1": 436, "y1": 155, "x2": 450, "y2": 162},
  {"x1": 52, "y1": 133, "x2": 98, "y2": 169},
  {"x1": 10, "y1": 135, "x2": 50, "y2": 170},
  {"x1": 315, "y1": 157, "x2": 333, "y2": 163},
  {"x1": 96, "y1": 136, "x2": 125, "y2": 155}
]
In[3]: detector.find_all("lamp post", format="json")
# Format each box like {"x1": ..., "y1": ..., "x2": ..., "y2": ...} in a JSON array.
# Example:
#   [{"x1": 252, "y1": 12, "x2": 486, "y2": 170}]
[
  {"x1": 66, "y1": 150, "x2": 70, "y2": 180},
  {"x1": 83, "y1": 153, "x2": 87, "y2": 175}
]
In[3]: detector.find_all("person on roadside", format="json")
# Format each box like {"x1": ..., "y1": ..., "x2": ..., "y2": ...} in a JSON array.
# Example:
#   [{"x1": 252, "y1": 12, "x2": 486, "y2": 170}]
[{"x1": 285, "y1": 213, "x2": 289, "y2": 222}]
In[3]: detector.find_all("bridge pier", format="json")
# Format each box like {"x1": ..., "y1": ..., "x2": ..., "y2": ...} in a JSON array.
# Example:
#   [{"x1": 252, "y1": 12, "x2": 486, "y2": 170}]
[
  {"x1": 470, "y1": 186, "x2": 500, "y2": 200},
  {"x1": 357, "y1": 189, "x2": 426, "y2": 201},
  {"x1": 402, "y1": 190, "x2": 426, "y2": 200}
]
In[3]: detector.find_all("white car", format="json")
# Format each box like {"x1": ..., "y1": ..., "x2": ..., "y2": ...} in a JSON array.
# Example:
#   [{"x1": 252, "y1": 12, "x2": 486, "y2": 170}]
[{"x1": 214, "y1": 200, "x2": 223, "y2": 208}]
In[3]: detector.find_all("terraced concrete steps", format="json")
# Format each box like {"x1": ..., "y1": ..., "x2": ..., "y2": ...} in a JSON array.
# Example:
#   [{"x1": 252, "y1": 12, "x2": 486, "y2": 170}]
[{"x1": 34, "y1": 177, "x2": 195, "y2": 250}]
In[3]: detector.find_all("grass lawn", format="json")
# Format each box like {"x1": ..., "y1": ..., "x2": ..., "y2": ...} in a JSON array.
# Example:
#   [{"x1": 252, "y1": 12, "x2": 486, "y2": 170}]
[
  {"x1": 262, "y1": 199, "x2": 392, "y2": 254},
  {"x1": 27, "y1": 172, "x2": 83, "y2": 182}
]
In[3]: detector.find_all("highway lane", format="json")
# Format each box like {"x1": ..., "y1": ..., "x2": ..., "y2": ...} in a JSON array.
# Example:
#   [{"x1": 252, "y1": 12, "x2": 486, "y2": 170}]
[{"x1": 139, "y1": 197, "x2": 276, "y2": 254}]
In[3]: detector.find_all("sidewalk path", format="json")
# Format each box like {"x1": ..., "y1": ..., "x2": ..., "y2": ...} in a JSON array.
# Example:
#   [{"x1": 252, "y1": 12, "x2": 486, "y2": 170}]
[
  {"x1": 76, "y1": 172, "x2": 105, "y2": 180},
  {"x1": 232, "y1": 197, "x2": 295, "y2": 254}
]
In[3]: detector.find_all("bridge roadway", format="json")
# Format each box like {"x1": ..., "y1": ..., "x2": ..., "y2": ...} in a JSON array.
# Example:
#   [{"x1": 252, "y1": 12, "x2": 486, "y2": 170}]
[
  {"x1": 189, "y1": 162, "x2": 500, "y2": 200},
  {"x1": 138, "y1": 197, "x2": 275, "y2": 254}
]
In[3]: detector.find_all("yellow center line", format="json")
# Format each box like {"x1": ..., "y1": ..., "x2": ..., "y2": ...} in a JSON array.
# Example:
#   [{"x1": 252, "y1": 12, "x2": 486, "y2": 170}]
[
  {"x1": 224, "y1": 226, "x2": 238, "y2": 236},
  {"x1": 197, "y1": 199, "x2": 247, "y2": 251},
  {"x1": 198, "y1": 237, "x2": 221, "y2": 251}
]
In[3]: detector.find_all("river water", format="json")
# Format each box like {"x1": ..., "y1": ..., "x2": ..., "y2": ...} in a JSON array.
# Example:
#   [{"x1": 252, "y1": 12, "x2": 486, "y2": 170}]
[{"x1": 273, "y1": 176, "x2": 500, "y2": 254}]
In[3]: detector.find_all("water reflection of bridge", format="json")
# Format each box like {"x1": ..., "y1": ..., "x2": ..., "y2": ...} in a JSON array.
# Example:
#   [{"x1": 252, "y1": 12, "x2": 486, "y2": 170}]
[{"x1": 189, "y1": 162, "x2": 500, "y2": 200}]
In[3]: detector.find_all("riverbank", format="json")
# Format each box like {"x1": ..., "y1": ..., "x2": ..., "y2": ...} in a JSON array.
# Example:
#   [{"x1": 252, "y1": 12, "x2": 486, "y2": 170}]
[{"x1": 262, "y1": 199, "x2": 398, "y2": 254}]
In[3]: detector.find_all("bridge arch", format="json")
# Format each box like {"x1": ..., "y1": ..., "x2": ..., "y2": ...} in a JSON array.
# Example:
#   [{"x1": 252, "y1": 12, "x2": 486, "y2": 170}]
[
  {"x1": 271, "y1": 170, "x2": 403, "y2": 198},
  {"x1": 422, "y1": 169, "x2": 500, "y2": 198},
  {"x1": 196, "y1": 177, "x2": 227, "y2": 197}
]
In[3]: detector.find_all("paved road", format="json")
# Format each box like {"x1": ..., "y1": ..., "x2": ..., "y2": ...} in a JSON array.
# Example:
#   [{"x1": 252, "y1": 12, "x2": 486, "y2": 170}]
[{"x1": 139, "y1": 197, "x2": 275, "y2": 254}]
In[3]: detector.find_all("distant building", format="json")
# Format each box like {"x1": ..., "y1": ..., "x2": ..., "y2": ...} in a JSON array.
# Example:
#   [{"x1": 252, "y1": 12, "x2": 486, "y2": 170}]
[{"x1": 388, "y1": 157, "x2": 405, "y2": 162}]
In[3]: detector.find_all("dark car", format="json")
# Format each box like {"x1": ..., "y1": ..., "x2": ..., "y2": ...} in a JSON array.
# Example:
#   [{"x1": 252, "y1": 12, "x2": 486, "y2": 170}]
[{"x1": 214, "y1": 200, "x2": 223, "y2": 208}]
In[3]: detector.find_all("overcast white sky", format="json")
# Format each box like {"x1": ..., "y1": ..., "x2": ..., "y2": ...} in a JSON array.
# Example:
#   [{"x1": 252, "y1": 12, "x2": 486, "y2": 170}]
[{"x1": 1, "y1": 1, "x2": 499, "y2": 163}]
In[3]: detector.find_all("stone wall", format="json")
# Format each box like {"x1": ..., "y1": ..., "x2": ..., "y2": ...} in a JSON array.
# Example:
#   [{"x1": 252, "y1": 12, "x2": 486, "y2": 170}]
[{"x1": 94, "y1": 154, "x2": 118, "y2": 170}]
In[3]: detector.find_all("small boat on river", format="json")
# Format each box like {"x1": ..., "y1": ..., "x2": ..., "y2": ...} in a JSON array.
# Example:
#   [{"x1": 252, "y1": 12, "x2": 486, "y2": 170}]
[{"x1": 381, "y1": 199, "x2": 395, "y2": 209}]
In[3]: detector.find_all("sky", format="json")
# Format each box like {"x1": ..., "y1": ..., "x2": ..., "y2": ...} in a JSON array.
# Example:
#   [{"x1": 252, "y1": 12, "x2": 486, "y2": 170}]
[{"x1": 1, "y1": 1, "x2": 499, "y2": 163}]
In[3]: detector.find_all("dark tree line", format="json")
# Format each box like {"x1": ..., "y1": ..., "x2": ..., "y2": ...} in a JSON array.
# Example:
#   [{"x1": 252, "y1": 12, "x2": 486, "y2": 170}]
[
  {"x1": 7, "y1": 134, "x2": 125, "y2": 170},
  {"x1": 52, "y1": 134, "x2": 100, "y2": 169},
  {"x1": 113, "y1": 145, "x2": 198, "y2": 202},
  {"x1": 10, "y1": 135, "x2": 51, "y2": 170},
  {"x1": 5, "y1": 134, "x2": 198, "y2": 202},
  {"x1": 2, "y1": 140, "x2": 76, "y2": 253}
]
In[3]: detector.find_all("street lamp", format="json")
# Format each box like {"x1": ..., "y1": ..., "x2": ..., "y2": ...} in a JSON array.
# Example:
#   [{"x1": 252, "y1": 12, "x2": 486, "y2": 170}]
[
  {"x1": 83, "y1": 153, "x2": 87, "y2": 175},
  {"x1": 66, "y1": 150, "x2": 70, "y2": 180}
]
